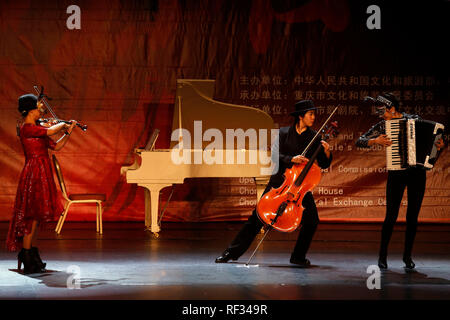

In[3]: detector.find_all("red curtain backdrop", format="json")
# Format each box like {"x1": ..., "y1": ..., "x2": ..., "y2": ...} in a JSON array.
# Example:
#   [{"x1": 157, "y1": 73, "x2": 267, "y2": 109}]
[{"x1": 0, "y1": 0, "x2": 448, "y2": 223}]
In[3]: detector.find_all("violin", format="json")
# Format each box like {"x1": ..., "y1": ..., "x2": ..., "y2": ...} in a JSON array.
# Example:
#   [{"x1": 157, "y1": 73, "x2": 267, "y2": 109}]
[
  {"x1": 37, "y1": 117, "x2": 88, "y2": 131},
  {"x1": 34, "y1": 86, "x2": 88, "y2": 132},
  {"x1": 245, "y1": 107, "x2": 339, "y2": 265}
]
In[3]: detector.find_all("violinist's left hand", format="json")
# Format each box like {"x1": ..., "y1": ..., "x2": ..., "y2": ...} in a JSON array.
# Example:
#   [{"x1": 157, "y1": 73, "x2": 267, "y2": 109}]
[
  {"x1": 435, "y1": 138, "x2": 444, "y2": 151},
  {"x1": 321, "y1": 140, "x2": 331, "y2": 158},
  {"x1": 66, "y1": 120, "x2": 77, "y2": 134}
]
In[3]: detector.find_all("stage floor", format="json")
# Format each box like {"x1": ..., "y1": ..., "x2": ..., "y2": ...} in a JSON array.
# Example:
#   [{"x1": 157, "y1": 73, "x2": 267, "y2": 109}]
[{"x1": 0, "y1": 221, "x2": 449, "y2": 300}]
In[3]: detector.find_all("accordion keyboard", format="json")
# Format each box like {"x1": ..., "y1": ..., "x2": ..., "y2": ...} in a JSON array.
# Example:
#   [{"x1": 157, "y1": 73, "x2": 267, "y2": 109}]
[{"x1": 386, "y1": 119, "x2": 405, "y2": 170}]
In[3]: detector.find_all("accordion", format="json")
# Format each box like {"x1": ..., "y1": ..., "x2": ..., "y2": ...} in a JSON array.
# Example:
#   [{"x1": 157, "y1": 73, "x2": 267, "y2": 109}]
[{"x1": 385, "y1": 118, "x2": 444, "y2": 170}]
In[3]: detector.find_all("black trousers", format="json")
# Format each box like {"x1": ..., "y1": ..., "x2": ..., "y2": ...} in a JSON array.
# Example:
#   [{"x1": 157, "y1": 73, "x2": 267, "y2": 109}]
[
  {"x1": 379, "y1": 167, "x2": 426, "y2": 259},
  {"x1": 226, "y1": 184, "x2": 319, "y2": 260}
]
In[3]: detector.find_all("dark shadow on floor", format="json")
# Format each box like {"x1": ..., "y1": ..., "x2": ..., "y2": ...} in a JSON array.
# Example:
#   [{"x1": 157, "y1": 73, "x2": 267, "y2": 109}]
[
  {"x1": 381, "y1": 269, "x2": 450, "y2": 286},
  {"x1": 9, "y1": 269, "x2": 127, "y2": 288}
]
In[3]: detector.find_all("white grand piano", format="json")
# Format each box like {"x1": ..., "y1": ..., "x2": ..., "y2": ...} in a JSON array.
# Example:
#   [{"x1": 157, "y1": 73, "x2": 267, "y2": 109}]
[{"x1": 121, "y1": 79, "x2": 275, "y2": 236}]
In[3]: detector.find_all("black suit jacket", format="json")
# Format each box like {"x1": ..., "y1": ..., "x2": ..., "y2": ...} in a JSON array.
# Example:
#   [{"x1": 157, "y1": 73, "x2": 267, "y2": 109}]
[{"x1": 268, "y1": 125, "x2": 332, "y2": 188}]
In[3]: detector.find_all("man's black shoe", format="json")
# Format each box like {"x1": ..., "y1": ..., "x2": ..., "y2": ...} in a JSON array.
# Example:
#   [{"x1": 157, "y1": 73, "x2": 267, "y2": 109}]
[
  {"x1": 289, "y1": 257, "x2": 311, "y2": 267},
  {"x1": 403, "y1": 256, "x2": 415, "y2": 270},
  {"x1": 378, "y1": 257, "x2": 388, "y2": 269},
  {"x1": 215, "y1": 250, "x2": 236, "y2": 263}
]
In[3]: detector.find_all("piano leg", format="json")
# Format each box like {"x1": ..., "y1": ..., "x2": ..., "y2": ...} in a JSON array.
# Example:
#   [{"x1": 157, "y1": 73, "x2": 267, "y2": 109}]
[
  {"x1": 139, "y1": 183, "x2": 172, "y2": 236},
  {"x1": 254, "y1": 177, "x2": 270, "y2": 201}
]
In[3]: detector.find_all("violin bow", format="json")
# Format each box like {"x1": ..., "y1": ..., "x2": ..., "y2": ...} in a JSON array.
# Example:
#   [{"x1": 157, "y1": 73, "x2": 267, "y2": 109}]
[
  {"x1": 301, "y1": 105, "x2": 339, "y2": 157},
  {"x1": 33, "y1": 86, "x2": 59, "y2": 120}
]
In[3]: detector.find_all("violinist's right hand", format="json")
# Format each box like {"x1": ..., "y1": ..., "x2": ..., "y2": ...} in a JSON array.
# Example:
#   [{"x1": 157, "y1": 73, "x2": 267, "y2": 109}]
[{"x1": 291, "y1": 155, "x2": 309, "y2": 164}]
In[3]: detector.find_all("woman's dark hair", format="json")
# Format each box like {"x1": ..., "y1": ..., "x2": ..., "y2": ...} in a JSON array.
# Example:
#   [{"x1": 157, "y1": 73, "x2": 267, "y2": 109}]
[
  {"x1": 18, "y1": 94, "x2": 38, "y2": 117},
  {"x1": 292, "y1": 111, "x2": 307, "y2": 126}
]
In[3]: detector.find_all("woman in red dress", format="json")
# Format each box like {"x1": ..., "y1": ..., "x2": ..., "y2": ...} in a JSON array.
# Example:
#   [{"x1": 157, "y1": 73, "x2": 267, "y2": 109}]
[{"x1": 6, "y1": 93, "x2": 77, "y2": 274}]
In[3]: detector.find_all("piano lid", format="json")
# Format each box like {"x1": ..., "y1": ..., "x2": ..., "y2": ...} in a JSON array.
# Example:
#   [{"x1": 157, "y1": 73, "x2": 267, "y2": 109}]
[{"x1": 170, "y1": 79, "x2": 275, "y2": 150}]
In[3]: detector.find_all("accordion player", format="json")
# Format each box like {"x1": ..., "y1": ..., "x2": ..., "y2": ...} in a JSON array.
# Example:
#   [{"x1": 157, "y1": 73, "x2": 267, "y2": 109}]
[
  {"x1": 356, "y1": 92, "x2": 446, "y2": 271},
  {"x1": 385, "y1": 118, "x2": 445, "y2": 170}
]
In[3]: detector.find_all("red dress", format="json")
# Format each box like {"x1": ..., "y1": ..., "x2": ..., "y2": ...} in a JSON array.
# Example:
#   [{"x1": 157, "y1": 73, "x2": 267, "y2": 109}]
[{"x1": 6, "y1": 124, "x2": 63, "y2": 252}]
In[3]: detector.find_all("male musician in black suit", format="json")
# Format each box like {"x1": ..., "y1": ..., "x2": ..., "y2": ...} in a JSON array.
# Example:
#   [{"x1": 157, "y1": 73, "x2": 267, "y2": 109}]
[
  {"x1": 356, "y1": 93, "x2": 445, "y2": 270},
  {"x1": 215, "y1": 100, "x2": 332, "y2": 267}
]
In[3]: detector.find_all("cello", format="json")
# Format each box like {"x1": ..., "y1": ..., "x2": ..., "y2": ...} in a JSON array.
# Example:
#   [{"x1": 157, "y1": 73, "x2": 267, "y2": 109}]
[{"x1": 245, "y1": 107, "x2": 339, "y2": 265}]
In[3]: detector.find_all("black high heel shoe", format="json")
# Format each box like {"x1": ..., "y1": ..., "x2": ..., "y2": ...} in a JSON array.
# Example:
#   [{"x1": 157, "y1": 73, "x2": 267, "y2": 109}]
[
  {"x1": 215, "y1": 250, "x2": 237, "y2": 263},
  {"x1": 18, "y1": 248, "x2": 42, "y2": 274},
  {"x1": 403, "y1": 256, "x2": 415, "y2": 270},
  {"x1": 378, "y1": 256, "x2": 388, "y2": 269},
  {"x1": 31, "y1": 247, "x2": 46, "y2": 270},
  {"x1": 290, "y1": 256, "x2": 311, "y2": 267}
]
